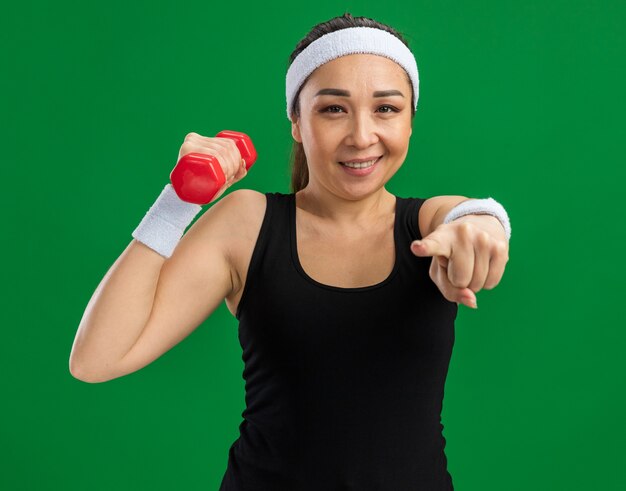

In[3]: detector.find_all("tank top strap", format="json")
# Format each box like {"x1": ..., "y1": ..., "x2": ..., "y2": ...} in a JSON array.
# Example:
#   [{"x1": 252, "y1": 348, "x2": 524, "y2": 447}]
[
  {"x1": 235, "y1": 191, "x2": 291, "y2": 320},
  {"x1": 392, "y1": 195, "x2": 428, "y2": 275},
  {"x1": 397, "y1": 195, "x2": 427, "y2": 241}
]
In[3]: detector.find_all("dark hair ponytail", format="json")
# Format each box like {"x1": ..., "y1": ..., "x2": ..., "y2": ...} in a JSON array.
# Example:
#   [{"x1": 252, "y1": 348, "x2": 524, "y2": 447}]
[{"x1": 286, "y1": 13, "x2": 417, "y2": 193}]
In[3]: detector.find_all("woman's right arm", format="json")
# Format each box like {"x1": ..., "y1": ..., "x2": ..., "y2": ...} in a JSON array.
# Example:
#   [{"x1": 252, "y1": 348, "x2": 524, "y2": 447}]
[
  {"x1": 69, "y1": 132, "x2": 249, "y2": 383},
  {"x1": 69, "y1": 189, "x2": 248, "y2": 383}
]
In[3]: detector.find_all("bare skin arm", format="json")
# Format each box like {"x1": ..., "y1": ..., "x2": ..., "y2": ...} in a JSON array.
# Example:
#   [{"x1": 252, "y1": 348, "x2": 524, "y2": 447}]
[{"x1": 69, "y1": 189, "x2": 255, "y2": 383}]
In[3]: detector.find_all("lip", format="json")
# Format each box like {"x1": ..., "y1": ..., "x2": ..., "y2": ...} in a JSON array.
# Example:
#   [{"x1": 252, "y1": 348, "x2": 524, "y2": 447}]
[
  {"x1": 338, "y1": 155, "x2": 382, "y2": 163},
  {"x1": 338, "y1": 155, "x2": 382, "y2": 176}
]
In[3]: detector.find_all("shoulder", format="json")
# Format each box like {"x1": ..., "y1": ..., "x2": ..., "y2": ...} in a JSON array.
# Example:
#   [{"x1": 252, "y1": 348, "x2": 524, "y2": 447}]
[
  {"x1": 215, "y1": 188, "x2": 267, "y2": 224},
  {"x1": 192, "y1": 188, "x2": 266, "y2": 227},
  {"x1": 187, "y1": 188, "x2": 267, "y2": 260},
  {"x1": 229, "y1": 188, "x2": 275, "y2": 230}
]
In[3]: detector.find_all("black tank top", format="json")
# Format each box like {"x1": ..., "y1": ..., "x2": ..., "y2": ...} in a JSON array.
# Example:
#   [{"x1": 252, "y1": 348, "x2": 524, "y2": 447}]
[{"x1": 219, "y1": 191, "x2": 458, "y2": 491}]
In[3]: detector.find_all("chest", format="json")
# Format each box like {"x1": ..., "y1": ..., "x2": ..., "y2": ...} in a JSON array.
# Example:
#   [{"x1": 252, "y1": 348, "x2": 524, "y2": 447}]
[{"x1": 295, "y1": 225, "x2": 396, "y2": 288}]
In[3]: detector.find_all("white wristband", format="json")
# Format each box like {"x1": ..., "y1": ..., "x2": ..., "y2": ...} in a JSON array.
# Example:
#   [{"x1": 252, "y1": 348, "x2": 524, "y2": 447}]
[
  {"x1": 443, "y1": 197, "x2": 511, "y2": 241},
  {"x1": 131, "y1": 184, "x2": 202, "y2": 258}
]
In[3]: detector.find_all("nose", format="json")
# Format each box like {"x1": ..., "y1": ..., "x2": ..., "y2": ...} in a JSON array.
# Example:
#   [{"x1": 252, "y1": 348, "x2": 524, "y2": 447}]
[{"x1": 345, "y1": 110, "x2": 380, "y2": 148}]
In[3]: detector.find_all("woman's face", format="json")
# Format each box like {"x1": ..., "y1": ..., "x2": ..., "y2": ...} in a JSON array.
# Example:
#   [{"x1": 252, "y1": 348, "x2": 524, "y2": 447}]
[{"x1": 292, "y1": 53, "x2": 413, "y2": 196}]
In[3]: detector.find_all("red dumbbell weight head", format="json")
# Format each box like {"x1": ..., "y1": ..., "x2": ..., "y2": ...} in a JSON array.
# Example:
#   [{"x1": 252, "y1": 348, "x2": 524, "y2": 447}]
[{"x1": 170, "y1": 130, "x2": 257, "y2": 205}]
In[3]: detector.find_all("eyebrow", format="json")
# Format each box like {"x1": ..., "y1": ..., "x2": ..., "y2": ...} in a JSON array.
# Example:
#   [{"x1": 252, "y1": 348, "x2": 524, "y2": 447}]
[{"x1": 314, "y1": 88, "x2": 405, "y2": 98}]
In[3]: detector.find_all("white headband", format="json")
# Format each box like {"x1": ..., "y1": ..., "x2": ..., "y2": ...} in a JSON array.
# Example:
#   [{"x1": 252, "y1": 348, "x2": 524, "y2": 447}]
[{"x1": 285, "y1": 26, "x2": 420, "y2": 121}]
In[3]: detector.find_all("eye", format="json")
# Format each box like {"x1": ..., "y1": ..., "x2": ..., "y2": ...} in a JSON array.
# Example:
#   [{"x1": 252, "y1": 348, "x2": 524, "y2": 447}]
[
  {"x1": 320, "y1": 105, "x2": 345, "y2": 113},
  {"x1": 319, "y1": 104, "x2": 400, "y2": 114},
  {"x1": 378, "y1": 105, "x2": 400, "y2": 113}
]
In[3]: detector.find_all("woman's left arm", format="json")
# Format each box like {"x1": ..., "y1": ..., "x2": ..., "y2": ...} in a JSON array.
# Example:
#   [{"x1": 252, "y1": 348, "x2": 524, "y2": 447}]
[{"x1": 414, "y1": 196, "x2": 510, "y2": 309}]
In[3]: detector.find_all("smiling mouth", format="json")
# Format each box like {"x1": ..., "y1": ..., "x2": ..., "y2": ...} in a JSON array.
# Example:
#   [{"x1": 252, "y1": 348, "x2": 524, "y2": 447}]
[{"x1": 338, "y1": 156, "x2": 382, "y2": 168}]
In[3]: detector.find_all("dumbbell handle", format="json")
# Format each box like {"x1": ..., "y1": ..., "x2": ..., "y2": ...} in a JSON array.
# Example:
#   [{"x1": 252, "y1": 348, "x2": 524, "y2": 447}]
[{"x1": 170, "y1": 130, "x2": 257, "y2": 205}]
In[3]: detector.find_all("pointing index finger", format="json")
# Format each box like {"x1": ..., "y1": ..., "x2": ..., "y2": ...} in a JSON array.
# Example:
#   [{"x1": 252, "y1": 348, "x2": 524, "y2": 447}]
[{"x1": 411, "y1": 233, "x2": 452, "y2": 258}]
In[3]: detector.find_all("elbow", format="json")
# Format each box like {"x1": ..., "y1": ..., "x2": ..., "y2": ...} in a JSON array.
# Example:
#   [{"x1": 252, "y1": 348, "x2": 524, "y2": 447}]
[
  {"x1": 69, "y1": 355, "x2": 108, "y2": 384},
  {"x1": 70, "y1": 368, "x2": 110, "y2": 384},
  {"x1": 69, "y1": 359, "x2": 93, "y2": 383}
]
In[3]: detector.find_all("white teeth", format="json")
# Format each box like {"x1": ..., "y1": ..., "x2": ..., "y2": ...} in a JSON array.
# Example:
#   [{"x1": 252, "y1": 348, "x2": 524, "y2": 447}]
[{"x1": 340, "y1": 158, "x2": 379, "y2": 169}]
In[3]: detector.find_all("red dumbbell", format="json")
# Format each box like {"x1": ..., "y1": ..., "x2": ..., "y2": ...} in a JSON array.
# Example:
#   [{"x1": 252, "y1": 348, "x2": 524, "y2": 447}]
[{"x1": 170, "y1": 130, "x2": 257, "y2": 205}]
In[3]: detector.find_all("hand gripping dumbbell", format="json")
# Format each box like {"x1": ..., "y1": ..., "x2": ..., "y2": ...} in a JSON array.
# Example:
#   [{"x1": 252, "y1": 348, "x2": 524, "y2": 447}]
[{"x1": 170, "y1": 130, "x2": 257, "y2": 205}]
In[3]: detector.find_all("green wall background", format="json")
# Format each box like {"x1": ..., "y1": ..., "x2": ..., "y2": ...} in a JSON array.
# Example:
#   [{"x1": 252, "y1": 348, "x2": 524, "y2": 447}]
[{"x1": 2, "y1": 1, "x2": 624, "y2": 489}]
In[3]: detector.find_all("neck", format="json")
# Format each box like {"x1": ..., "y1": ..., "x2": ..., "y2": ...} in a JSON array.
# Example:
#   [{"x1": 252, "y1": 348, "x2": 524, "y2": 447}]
[{"x1": 295, "y1": 185, "x2": 395, "y2": 228}]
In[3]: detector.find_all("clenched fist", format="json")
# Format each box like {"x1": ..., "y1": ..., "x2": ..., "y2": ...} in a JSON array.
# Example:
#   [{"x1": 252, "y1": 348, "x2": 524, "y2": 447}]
[{"x1": 177, "y1": 132, "x2": 249, "y2": 203}]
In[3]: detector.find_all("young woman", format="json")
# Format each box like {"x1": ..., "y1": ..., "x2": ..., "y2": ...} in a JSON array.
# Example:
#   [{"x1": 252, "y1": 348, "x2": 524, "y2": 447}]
[{"x1": 70, "y1": 13, "x2": 511, "y2": 491}]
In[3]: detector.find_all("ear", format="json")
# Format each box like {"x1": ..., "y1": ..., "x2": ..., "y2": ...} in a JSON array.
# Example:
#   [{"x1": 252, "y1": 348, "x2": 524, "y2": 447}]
[{"x1": 291, "y1": 118, "x2": 302, "y2": 143}]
